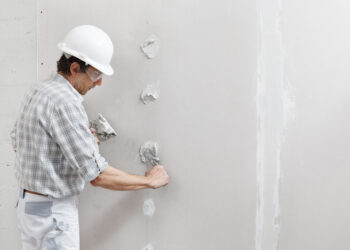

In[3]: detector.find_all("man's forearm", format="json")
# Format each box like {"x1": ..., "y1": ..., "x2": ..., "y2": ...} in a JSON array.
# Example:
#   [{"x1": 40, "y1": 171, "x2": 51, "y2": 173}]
[
  {"x1": 91, "y1": 165, "x2": 169, "y2": 190},
  {"x1": 102, "y1": 165, "x2": 129, "y2": 176},
  {"x1": 91, "y1": 169, "x2": 151, "y2": 191}
]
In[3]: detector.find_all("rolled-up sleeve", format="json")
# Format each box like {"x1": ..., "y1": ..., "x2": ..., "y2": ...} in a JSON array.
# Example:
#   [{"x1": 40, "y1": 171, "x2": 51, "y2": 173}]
[{"x1": 49, "y1": 102, "x2": 108, "y2": 181}]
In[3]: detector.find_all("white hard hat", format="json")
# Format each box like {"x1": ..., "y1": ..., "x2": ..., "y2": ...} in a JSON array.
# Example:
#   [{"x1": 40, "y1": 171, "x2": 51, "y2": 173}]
[{"x1": 58, "y1": 25, "x2": 114, "y2": 76}]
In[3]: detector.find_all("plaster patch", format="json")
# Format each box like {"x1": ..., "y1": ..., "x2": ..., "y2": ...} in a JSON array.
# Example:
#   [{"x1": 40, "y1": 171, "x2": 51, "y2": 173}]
[
  {"x1": 139, "y1": 141, "x2": 160, "y2": 167},
  {"x1": 142, "y1": 243, "x2": 154, "y2": 250},
  {"x1": 90, "y1": 113, "x2": 117, "y2": 141},
  {"x1": 140, "y1": 81, "x2": 160, "y2": 104},
  {"x1": 143, "y1": 198, "x2": 156, "y2": 217},
  {"x1": 140, "y1": 35, "x2": 160, "y2": 59}
]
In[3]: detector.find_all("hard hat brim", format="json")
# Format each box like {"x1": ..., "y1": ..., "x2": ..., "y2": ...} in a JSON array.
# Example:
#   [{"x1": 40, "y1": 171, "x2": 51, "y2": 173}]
[{"x1": 58, "y1": 43, "x2": 114, "y2": 76}]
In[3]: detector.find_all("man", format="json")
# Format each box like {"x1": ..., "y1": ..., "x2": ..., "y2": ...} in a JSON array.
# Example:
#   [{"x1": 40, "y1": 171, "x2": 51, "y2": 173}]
[{"x1": 10, "y1": 25, "x2": 169, "y2": 250}]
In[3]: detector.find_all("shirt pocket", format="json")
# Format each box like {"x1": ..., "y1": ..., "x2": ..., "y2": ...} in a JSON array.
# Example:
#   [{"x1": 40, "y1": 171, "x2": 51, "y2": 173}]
[{"x1": 24, "y1": 201, "x2": 53, "y2": 217}]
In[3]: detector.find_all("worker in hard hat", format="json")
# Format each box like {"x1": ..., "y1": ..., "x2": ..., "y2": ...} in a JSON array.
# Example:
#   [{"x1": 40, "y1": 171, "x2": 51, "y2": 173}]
[{"x1": 10, "y1": 25, "x2": 169, "y2": 250}]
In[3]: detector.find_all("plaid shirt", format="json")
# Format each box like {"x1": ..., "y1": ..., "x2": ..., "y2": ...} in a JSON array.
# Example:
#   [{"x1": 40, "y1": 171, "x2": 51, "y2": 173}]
[{"x1": 10, "y1": 74, "x2": 108, "y2": 198}]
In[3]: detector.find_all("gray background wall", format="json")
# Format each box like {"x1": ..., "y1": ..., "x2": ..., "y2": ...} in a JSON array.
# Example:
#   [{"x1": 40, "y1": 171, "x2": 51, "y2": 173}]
[
  {"x1": 0, "y1": 0, "x2": 37, "y2": 249},
  {"x1": 1, "y1": 0, "x2": 350, "y2": 250}
]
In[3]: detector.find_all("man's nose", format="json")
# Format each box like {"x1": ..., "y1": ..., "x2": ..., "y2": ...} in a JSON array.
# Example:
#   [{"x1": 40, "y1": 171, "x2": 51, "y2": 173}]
[{"x1": 94, "y1": 79, "x2": 102, "y2": 86}]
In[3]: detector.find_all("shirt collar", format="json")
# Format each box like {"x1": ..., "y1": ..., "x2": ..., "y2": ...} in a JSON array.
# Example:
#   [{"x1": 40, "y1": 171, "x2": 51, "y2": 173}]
[{"x1": 54, "y1": 73, "x2": 84, "y2": 103}]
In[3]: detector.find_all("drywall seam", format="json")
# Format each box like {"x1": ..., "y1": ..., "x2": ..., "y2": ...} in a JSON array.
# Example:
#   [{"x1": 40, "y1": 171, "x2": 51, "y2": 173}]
[
  {"x1": 255, "y1": 4, "x2": 265, "y2": 250},
  {"x1": 272, "y1": 1, "x2": 283, "y2": 249},
  {"x1": 255, "y1": 0, "x2": 295, "y2": 249},
  {"x1": 273, "y1": 1, "x2": 295, "y2": 249}
]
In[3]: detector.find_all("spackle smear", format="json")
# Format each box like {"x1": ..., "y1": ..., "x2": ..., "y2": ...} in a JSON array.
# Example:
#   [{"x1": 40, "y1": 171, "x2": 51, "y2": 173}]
[
  {"x1": 141, "y1": 82, "x2": 160, "y2": 104},
  {"x1": 143, "y1": 198, "x2": 156, "y2": 217},
  {"x1": 142, "y1": 243, "x2": 154, "y2": 250},
  {"x1": 139, "y1": 141, "x2": 160, "y2": 167},
  {"x1": 140, "y1": 35, "x2": 160, "y2": 59}
]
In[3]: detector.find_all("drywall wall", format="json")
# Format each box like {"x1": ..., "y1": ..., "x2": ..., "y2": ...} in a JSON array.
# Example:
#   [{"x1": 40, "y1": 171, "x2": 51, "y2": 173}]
[
  {"x1": 256, "y1": 0, "x2": 350, "y2": 249},
  {"x1": 277, "y1": 1, "x2": 350, "y2": 249},
  {"x1": 37, "y1": 1, "x2": 257, "y2": 249},
  {"x1": 2, "y1": 0, "x2": 350, "y2": 249},
  {"x1": 0, "y1": 0, "x2": 37, "y2": 249}
]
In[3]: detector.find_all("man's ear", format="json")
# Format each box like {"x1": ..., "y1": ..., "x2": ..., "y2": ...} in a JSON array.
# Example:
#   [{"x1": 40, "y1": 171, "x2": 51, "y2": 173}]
[{"x1": 70, "y1": 62, "x2": 81, "y2": 77}]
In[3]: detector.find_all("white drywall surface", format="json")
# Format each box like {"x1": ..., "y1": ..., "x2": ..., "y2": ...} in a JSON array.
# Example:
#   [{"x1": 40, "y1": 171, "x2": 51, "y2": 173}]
[
  {"x1": 2, "y1": 0, "x2": 350, "y2": 250},
  {"x1": 0, "y1": 0, "x2": 37, "y2": 249},
  {"x1": 38, "y1": 1, "x2": 257, "y2": 250}
]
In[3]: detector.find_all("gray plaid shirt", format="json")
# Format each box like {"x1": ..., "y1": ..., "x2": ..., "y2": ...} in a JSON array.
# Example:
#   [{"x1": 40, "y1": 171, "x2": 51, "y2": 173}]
[{"x1": 10, "y1": 74, "x2": 108, "y2": 198}]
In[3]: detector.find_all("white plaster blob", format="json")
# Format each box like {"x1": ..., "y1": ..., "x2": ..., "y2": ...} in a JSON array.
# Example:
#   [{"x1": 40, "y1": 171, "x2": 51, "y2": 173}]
[
  {"x1": 140, "y1": 35, "x2": 160, "y2": 59},
  {"x1": 139, "y1": 141, "x2": 160, "y2": 167},
  {"x1": 90, "y1": 113, "x2": 117, "y2": 141},
  {"x1": 143, "y1": 198, "x2": 156, "y2": 217},
  {"x1": 142, "y1": 243, "x2": 154, "y2": 250},
  {"x1": 140, "y1": 81, "x2": 160, "y2": 104}
]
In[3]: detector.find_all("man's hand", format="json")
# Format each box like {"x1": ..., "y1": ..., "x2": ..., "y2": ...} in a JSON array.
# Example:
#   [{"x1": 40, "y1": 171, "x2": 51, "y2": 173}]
[{"x1": 146, "y1": 165, "x2": 169, "y2": 189}]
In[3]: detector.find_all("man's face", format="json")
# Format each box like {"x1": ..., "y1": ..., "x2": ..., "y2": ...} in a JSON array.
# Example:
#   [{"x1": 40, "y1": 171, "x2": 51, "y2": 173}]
[{"x1": 74, "y1": 66, "x2": 103, "y2": 95}]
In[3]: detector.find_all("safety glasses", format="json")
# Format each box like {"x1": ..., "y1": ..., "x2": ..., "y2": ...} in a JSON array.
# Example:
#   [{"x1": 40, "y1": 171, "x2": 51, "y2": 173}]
[{"x1": 86, "y1": 67, "x2": 103, "y2": 82}]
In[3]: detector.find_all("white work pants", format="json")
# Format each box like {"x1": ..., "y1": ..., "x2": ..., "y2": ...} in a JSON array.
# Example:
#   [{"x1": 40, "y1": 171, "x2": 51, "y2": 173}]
[{"x1": 16, "y1": 188, "x2": 80, "y2": 250}]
